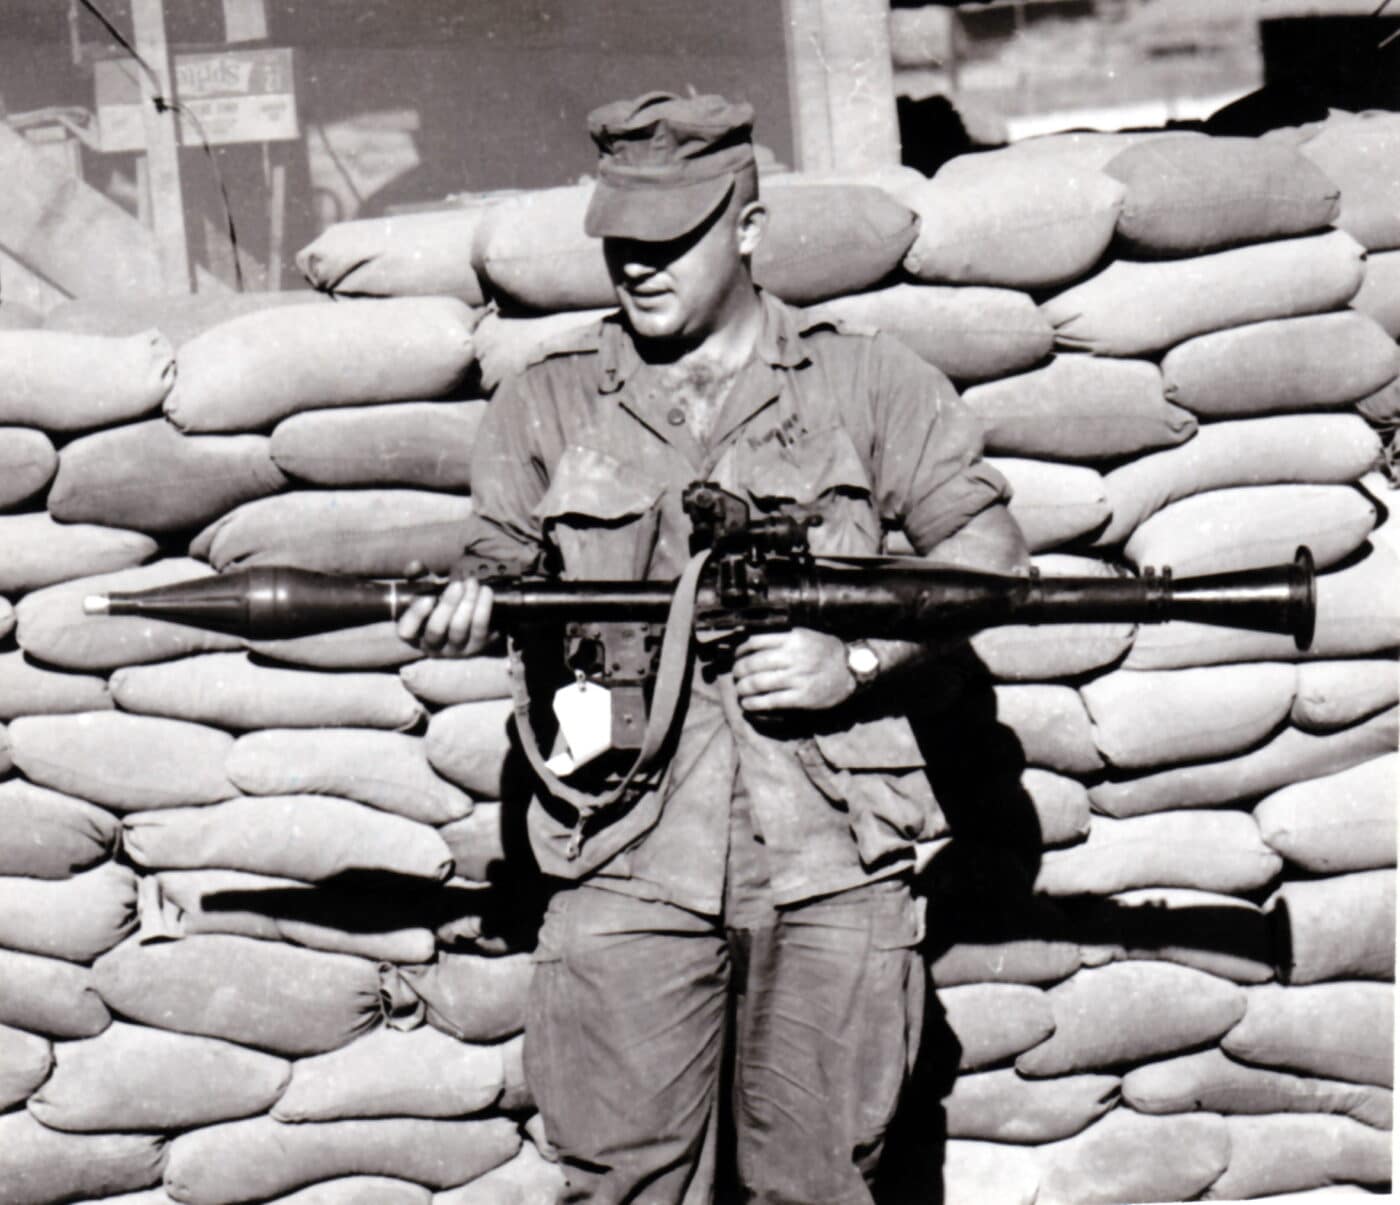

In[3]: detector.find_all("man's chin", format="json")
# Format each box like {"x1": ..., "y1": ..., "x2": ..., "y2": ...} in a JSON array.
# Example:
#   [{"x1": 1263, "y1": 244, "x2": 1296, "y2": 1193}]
[{"x1": 622, "y1": 306, "x2": 685, "y2": 341}]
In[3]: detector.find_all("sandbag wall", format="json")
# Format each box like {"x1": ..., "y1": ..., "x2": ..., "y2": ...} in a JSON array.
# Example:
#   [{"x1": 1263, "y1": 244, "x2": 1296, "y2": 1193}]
[{"x1": 0, "y1": 110, "x2": 1395, "y2": 1204}]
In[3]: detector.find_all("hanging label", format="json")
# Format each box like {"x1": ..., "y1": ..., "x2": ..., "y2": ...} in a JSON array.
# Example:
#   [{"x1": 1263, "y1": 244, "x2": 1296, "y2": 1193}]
[{"x1": 545, "y1": 680, "x2": 613, "y2": 776}]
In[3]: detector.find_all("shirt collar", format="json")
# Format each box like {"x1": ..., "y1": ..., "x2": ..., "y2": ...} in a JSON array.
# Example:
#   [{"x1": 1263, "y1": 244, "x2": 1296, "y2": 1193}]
[{"x1": 596, "y1": 288, "x2": 808, "y2": 394}]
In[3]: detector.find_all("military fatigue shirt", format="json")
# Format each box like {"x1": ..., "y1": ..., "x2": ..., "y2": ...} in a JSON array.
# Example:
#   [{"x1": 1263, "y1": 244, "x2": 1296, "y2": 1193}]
[{"x1": 459, "y1": 290, "x2": 1011, "y2": 913}]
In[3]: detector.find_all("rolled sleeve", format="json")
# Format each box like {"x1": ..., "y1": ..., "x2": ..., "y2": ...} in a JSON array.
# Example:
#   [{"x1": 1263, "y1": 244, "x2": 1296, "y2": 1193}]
[{"x1": 866, "y1": 334, "x2": 1012, "y2": 555}]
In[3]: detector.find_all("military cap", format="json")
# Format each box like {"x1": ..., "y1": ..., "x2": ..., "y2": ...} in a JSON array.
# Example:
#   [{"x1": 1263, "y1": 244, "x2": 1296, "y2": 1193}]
[{"x1": 583, "y1": 91, "x2": 756, "y2": 242}]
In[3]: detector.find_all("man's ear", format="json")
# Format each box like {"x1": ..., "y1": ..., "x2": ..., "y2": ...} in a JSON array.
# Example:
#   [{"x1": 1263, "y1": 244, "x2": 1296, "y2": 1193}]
[{"x1": 736, "y1": 200, "x2": 768, "y2": 258}]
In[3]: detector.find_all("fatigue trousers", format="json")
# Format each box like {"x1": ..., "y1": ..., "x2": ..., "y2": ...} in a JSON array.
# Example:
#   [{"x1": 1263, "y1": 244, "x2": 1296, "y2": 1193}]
[{"x1": 524, "y1": 787, "x2": 926, "y2": 1205}]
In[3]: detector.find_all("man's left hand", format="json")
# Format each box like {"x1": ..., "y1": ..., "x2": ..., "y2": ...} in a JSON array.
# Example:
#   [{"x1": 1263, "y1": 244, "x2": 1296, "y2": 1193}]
[{"x1": 733, "y1": 629, "x2": 856, "y2": 712}]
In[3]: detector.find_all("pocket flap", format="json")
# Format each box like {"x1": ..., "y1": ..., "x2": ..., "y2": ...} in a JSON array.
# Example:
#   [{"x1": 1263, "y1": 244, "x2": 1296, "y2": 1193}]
[
  {"x1": 534, "y1": 445, "x2": 663, "y2": 524},
  {"x1": 741, "y1": 426, "x2": 872, "y2": 507},
  {"x1": 813, "y1": 714, "x2": 926, "y2": 771}
]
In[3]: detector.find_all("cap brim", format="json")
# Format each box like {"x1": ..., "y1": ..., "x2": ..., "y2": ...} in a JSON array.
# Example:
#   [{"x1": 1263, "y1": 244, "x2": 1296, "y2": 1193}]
[{"x1": 584, "y1": 174, "x2": 735, "y2": 242}]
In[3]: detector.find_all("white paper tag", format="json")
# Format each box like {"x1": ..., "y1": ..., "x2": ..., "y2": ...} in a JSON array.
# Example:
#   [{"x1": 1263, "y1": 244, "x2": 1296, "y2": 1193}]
[{"x1": 545, "y1": 680, "x2": 613, "y2": 776}]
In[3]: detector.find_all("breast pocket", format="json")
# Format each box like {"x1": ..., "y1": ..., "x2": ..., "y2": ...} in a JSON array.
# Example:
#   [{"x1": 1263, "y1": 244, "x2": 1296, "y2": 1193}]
[
  {"x1": 534, "y1": 445, "x2": 665, "y2": 580},
  {"x1": 798, "y1": 715, "x2": 946, "y2": 869},
  {"x1": 732, "y1": 425, "x2": 880, "y2": 557}
]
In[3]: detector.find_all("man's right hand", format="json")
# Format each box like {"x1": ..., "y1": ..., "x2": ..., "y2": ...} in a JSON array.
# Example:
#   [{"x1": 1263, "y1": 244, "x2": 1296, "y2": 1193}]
[{"x1": 397, "y1": 564, "x2": 496, "y2": 657}]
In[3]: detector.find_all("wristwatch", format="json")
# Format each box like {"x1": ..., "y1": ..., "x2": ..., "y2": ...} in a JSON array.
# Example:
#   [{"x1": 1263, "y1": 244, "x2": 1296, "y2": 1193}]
[{"x1": 845, "y1": 639, "x2": 881, "y2": 689}]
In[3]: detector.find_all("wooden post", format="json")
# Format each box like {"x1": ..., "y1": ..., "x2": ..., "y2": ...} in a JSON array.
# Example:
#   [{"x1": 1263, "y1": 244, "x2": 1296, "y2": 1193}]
[
  {"x1": 782, "y1": 0, "x2": 902, "y2": 173},
  {"x1": 131, "y1": 0, "x2": 192, "y2": 293}
]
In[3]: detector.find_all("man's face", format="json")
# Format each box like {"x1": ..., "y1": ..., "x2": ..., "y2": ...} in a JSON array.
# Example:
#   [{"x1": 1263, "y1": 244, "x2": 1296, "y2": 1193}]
[{"x1": 602, "y1": 192, "x2": 763, "y2": 344}]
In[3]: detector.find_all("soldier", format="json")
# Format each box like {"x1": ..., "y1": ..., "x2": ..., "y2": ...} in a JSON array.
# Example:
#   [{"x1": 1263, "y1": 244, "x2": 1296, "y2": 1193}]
[{"x1": 399, "y1": 91, "x2": 1028, "y2": 1204}]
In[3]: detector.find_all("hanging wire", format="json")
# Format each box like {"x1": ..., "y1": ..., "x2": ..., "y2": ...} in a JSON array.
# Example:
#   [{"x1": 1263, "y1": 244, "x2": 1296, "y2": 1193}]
[{"x1": 75, "y1": 0, "x2": 244, "y2": 291}]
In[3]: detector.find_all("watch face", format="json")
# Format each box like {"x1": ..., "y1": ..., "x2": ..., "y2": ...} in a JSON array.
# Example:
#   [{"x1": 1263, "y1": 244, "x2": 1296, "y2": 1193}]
[{"x1": 848, "y1": 643, "x2": 880, "y2": 678}]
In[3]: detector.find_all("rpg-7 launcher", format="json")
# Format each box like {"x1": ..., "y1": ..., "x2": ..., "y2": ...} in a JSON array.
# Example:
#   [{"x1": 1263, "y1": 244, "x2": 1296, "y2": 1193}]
[{"x1": 85, "y1": 482, "x2": 1317, "y2": 650}]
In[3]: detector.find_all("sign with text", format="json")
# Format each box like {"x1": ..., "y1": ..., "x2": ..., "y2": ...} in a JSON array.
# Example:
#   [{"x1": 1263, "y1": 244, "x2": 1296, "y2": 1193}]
[{"x1": 95, "y1": 47, "x2": 298, "y2": 153}]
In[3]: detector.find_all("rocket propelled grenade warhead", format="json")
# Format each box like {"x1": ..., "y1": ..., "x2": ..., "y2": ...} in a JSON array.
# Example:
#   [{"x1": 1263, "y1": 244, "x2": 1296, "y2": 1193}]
[{"x1": 83, "y1": 548, "x2": 1319, "y2": 650}]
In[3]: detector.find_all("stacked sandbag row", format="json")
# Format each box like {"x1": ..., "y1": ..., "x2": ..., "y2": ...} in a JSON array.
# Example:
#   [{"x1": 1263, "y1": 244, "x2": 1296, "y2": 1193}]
[
  {"x1": 0, "y1": 299, "x2": 562, "y2": 1205},
  {"x1": 0, "y1": 111, "x2": 1393, "y2": 1204}
]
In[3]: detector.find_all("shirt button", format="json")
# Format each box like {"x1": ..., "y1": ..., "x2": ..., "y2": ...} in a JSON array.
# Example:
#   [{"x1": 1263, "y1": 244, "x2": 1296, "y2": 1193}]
[{"x1": 667, "y1": 407, "x2": 686, "y2": 426}]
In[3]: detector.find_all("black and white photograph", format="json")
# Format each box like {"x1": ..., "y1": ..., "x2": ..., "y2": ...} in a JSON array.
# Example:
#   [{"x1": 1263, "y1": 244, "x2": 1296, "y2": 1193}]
[{"x1": 0, "y1": 2, "x2": 1395, "y2": 1202}]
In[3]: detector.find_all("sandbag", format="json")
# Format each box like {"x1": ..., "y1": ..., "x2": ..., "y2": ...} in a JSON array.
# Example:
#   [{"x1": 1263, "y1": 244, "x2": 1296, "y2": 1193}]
[
  {"x1": 44, "y1": 289, "x2": 332, "y2": 346},
  {"x1": 388, "y1": 952, "x2": 533, "y2": 1043},
  {"x1": 164, "y1": 1116, "x2": 520, "y2": 1205},
  {"x1": 945, "y1": 1069, "x2": 1119, "y2": 1145},
  {"x1": 1081, "y1": 663, "x2": 1297, "y2": 771},
  {"x1": 751, "y1": 183, "x2": 919, "y2": 304},
  {"x1": 1016, "y1": 962, "x2": 1245, "y2": 1077},
  {"x1": 0, "y1": 594, "x2": 12, "y2": 641},
  {"x1": 1097, "y1": 414, "x2": 1382, "y2": 547},
  {"x1": 425, "y1": 697, "x2": 515, "y2": 797},
  {"x1": 1269, "y1": 870, "x2": 1396, "y2": 985},
  {"x1": 270, "y1": 400, "x2": 486, "y2": 489},
  {"x1": 268, "y1": 1179, "x2": 431, "y2": 1205},
  {"x1": 0, "y1": 1023, "x2": 51, "y2": 1110},
  {"x1": 942, "y1": 1140, "x2": 1040, "y2": 1205},
  {"x1": 0, "y1": 512, "x2": 157, "y2": 594},
  {"x1": 401, "y1": 655, "x2": 512, "y2": 705},
  {"x1": 1043, "y1": 229, "x2": 1366, "y2": 356},
  {"x1": 0, "y1": 721, "x2": 9, "y2": 775},
  {"x1": 123, "y1": 795, "x2": 454, "y2": 882},
  {"x1": 498, "y1": 1033, "x2": 530, "y2": 1111},
  {"x1": 981, "y1": 130, "x2": 1148, "y2": 173},
  {"x1": 10, "y1": 711, "x2": 236, "y2": 811},
  {"x1": 112, "y1": 652, "x2": 423, "y2": 731},
  {"x1": 28, "y1": 1020, "x2": 289, "y2": 1132},
  {"x1": 1298, "y1": 111, "x2": 1400, "y2": 249},
  {"x1": 0, "y1": 426, "x2": 56, "y2": 507},
  {"x1": 0, "y1": 301, "x2": 42, "y2": 330},
  {"x1": 1106, "y1": 133, "x2": 1338, "y2": 255},
  {"x1": 1223, "y1": 981, "x2": 1394, "y2": 1088},
  {"x1": 905, "y1": 154, "x2": 1125, "y2": 287},
  {"x1": 1020, "y1": 768, "x2": 1091, "y2": 847},
  {"x1": 1356, "y1": 372, "x2": 1400, "y2": 423},
  {"x1": 1126, "y1": 545, "x2": 1400, "y2": 668},
  {"x1": 1089, "y1": 708, "x2": 1397, "y2": 817},
  {"x1": 1035, "y1": 810, "x2": 1283, "y2": 896},
  {"x1": 804, "y1": 283, "x2": 1053, "y2": 383},
  {"x1": 1070, "y1": 887, "x2": 1275, "y2": 985},
  {"x1": 986, "y1": 458, "x2": 1110, "y2": 552},
  {"x1": 472, "y1": 183, "x2": 613, "y2": 310},
  {"x1": 1205, "y1": 1115, "x2": 1392, "y2": 1200},
  {"x1": 1125, "y1": 484, "x2": 1376, "y2": 577},
  {"x1": 296, "y1": 206, "x2": 492, "y2": 302},
  {"x1": 1292, "y1": 660, "x2": 1399, "y2": 731},
  {"x1": 0, "y1": 1113, "x2": 165, "y2": 1205},
  {"x1": 470, "y1": 306, "x2": 613, "y2": 394},
  {"x1": 145, "y1": 869, "x2": 436, "y2": 964},
  {"x1": 0, "y1": 779, "x2": 119, "y2": 878},
  {"x1": 0, "y1": 650, "x2": 112, "y2": 719},
  {"x1": 970, "y1": 555, "x2": 1135, "y2": 682},
  {"x1": 273, "y1": 1025, "x2": 504, "y2": 1121},
  {"x1": 0, "y1": 861, "x2": 137, "y2": 961},
  {"x1": 1254, "y1": 753, "x2": 1397, "y2": 873},
  {"x1": 228, "y1": 728, "x2": 469, "y2": 824},
  {"x1": 1350, "y1": 247, "x2": 1400, "y2": 336},
  {"x1": 0, "y1": 948, "x2": 111, "y2": 1038},
  {"x1": 15, "y1": 558, "x2": 244, "y2": 671},
  {"x1": 247, "y1": 620, "x2": 423, "y2": 670},
  {"x1": 961, "y1": 355, "x2": 1193, "y2": 463},
  {"x1": 931, "y1": 939, "x2": 1083, "y2": 989},
  {"x1": 192, "y1": 489, "x2": 475, "y2": 576},
  {"x1": 939, "y1": 983, "x2": 1055, "y2": 1071},
  {"x1": 0, "y1": 329, "x2": 174, "y2": 431},
  {"x1": 1034, "y1": 1109, "x2": 1230, "y2": 1205},
  {"x1": 165, "y1": 297, "x2": 477, "y2": 433},
  {"x1": 1123, "y1": 1047, "x2": 1392, "y2": 1130},
  {"x1": 1162, "y1": 311, "x2": 1400, "y2": 417},
  {"x1": 432, "y1": 1143, "x2": 566, "y2": 1205},
  {"x1": 991, "y1": 685, "x2": 1103, "y2": 775},
  {"x1": 49, "y1": 420, "x2": 287, "y2": 533},
  {"x1": 440, "y1": 803, "x2": 507, "y2": 882},
  {"x1": 94, "y1": 934, "x2": 383, "y2": 1056}
]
